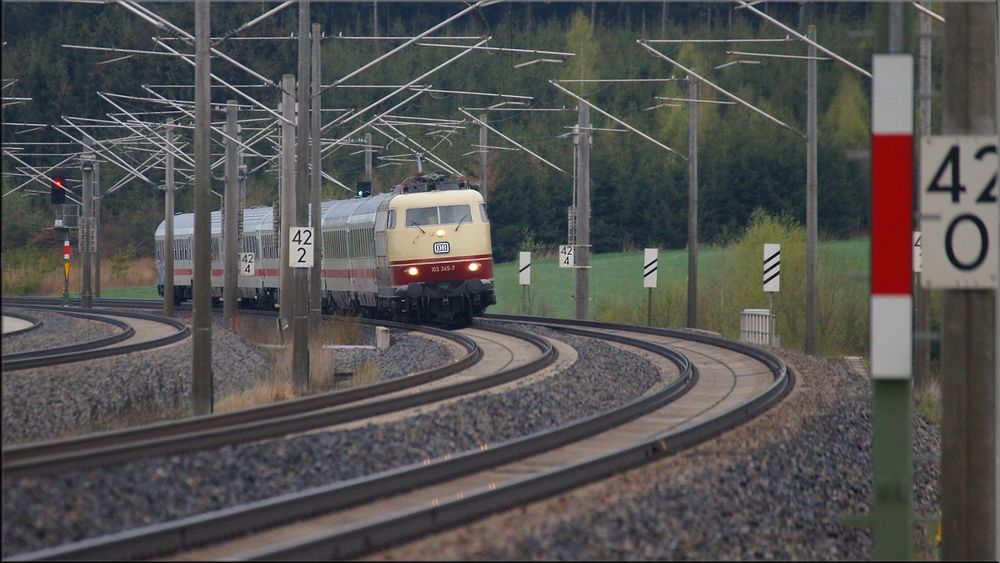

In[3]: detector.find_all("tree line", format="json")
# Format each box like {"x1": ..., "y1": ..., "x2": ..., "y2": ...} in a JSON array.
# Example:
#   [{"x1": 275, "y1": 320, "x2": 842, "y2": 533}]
[{"x1": 2, "y1": 2, "x2": 900, "y2": 262}]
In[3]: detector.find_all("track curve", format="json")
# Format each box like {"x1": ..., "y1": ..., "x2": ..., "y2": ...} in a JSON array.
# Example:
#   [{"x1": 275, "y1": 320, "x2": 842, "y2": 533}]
[
  {"x1": 5, "y1": 316, "x2": 790, "y2": 561},
  {"x1": 0, "y1": 306, "x2": 188, "y2": 372},
  {"x1": 0, "y1": 321, "x2": 552, "y2": 479},
  {"x1": 1, "y1": 310, "x2": 42, "y2": 337}
]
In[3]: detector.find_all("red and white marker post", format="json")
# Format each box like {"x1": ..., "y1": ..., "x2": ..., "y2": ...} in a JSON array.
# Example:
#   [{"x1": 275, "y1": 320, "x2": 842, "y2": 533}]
[
  {"x1": 871, "y1": 55, "x2": 914, "y2": 379},
  {"x1": 63, "y1": 239, "x2": 71, "y2": 306},
  {"x1": 870, "y1": 54, "x2": 914, "y2": 559}
]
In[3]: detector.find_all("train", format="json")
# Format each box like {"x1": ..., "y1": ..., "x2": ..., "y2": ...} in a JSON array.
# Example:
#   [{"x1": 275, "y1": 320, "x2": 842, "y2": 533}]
[{"x1": 155, "y1": 172, "x2": 496, "y2": 324}]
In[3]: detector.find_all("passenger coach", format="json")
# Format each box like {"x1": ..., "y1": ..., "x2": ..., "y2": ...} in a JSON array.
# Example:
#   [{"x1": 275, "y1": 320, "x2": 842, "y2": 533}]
[{"x1": 155, "y1": 173, "x2": 496, "y2": 324}]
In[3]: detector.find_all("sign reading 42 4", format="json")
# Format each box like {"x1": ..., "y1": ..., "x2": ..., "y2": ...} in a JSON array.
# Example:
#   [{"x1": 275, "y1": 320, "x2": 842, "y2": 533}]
[
  {"x1": 920, "y1": 136, "x2": 998, "y2": 288},
  {"x1": 240, "y1": 252, "x2": 255, "y2": 276},
  {"x1": 558, "y1": 245, "x2": 575, "y2": 269}
]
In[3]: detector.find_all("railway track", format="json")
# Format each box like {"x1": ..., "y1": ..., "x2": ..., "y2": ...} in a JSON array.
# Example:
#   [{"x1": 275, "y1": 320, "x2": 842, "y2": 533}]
[
  {"x1": 0, "y1": 305, "x2": 190, "y2": 371},
  {"x1": 0, "y1": 319, "x2": 553, "y2": 478},
  {"x1": 1, "y1": 310, "x2": 42, "y2": 337},
  {"x1": 5, "y1": 314, "x2": 791, "y2": 561}
]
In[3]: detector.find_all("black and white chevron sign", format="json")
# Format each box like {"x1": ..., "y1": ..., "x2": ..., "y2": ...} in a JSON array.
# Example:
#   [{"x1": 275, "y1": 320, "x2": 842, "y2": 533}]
[
  {"x1": 643, "y1": 248, "x2": 658, "y2": 288},
  {"x1": 763, "y1": 243, "x2": 780, "y2": 293},
  {"x1": 519, "y1": 251, "x2": 531, "y2": 286}
]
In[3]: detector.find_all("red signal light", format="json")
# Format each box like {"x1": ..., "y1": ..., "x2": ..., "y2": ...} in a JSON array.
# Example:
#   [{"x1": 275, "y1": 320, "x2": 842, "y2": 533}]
[{"x1": 51, "y1": 177, "x2": 66, "y2": 204}]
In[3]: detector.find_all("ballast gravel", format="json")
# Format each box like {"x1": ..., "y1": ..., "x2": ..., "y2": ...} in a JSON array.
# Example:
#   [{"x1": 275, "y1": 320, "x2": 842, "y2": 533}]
[
  {"x1": 1, "y1": 313, "x2": 269, "y2": 445},
  {"x1": 328, "y1": 330, "x2": 451, "y2": 383},
  {"x1": 1, "y1": 324, "x2": 663, "y2": 558},
  {"x1": 371, "y1": 349, "x2": 942, "y2": 561},
  {"x1": 1, "y1": 307, "x2": 122, "y2": 355}
]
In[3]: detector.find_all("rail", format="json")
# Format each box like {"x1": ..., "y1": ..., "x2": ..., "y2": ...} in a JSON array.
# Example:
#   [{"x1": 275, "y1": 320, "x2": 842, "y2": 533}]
[{"x1": 0, "y1": 306, "x2": 186, "y2": 371}]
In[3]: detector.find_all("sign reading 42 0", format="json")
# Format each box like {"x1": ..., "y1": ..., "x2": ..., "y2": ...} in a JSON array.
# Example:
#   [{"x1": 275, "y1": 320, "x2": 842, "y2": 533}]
[{"x1": 920, "y1": 136, "x2": 997, "y2": 288}]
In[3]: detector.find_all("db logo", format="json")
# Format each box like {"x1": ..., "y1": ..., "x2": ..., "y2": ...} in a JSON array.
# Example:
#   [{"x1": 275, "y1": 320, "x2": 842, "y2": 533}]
[{"x1": 433, "y1": 241, "x2": 451, "y2": 254}]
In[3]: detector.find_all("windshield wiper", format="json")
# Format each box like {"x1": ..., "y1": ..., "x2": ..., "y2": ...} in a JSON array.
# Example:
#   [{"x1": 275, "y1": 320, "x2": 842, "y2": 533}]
[
  {"x1": 408, "y1": 220, "x2": 427, "y2": 234},
  {"x1": 454, "y1": 214, "x2": 472, "y2": 231}
]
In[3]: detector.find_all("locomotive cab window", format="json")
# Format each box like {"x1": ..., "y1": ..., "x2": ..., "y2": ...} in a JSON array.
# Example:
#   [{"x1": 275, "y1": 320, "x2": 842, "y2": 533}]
[
  {"x1": 406, "y1": 207, "x2": 437, "y2": 226},
  {"x1": 387, "y1": 210, "x2": 396, "y2": 230},
  {"x1": 479, "y1": 203, "x2": 489, "y2": 223},
  {"x1": 405, "y1": 205, "x2": 472, "y2": 227},
  {"x1": 440, "y1": 204, "x2": 471, "y2": 225}
]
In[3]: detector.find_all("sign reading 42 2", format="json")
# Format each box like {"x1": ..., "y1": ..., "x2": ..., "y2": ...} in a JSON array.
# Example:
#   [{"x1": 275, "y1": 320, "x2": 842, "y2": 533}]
[
  {"x1": 289, "y1": 227, "x2": 315, "y2": 268},
  {"x1": 920, "y1": 136, "x2": 998, "y2": 288}
]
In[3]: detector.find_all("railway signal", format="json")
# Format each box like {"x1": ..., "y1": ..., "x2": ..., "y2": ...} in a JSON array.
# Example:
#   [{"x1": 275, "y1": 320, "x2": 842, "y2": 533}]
[{"x1": 50, "y1": 176, "x2": 66, "y2": 204}]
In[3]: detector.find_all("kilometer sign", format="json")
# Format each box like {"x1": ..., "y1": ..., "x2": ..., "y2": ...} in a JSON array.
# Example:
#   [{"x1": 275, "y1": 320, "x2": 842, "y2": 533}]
[{"x1": 920, "y1": 136, "x2": 998, "y2": 288}]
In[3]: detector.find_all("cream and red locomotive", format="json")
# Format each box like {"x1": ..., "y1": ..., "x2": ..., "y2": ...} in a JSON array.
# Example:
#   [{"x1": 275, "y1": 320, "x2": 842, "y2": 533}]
[{"x1": 155, "y1": 173, "x2": 495, "y2": 323}]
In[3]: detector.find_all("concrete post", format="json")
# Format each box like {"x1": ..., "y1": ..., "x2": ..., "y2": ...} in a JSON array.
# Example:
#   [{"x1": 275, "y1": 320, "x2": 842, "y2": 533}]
[
  {"x1": 479, "y1": 113, "x2": 488, "y2": 204},
  {"x1": 574, "y1": 102, "x2": 591, "y2": 321},
  {"x1": 164, "y1": 119, "x2": 175, "y2": 317},
  {"x1": 80, "y1": 143, "x2": 94, "y2": 309},
  {"x1": 687, "y1": 77, "x2": 698, "y2": 328},
  {"x1": 805, "y1": 25, "x2": 818, "y2": 356},
  {"x1": 192, "y1": 0, "x2": 214, "y2": 415},
  {"x1": 223, "y1": 100, "x2": 239, "y2": 329},
  {"x1": 292, "y1": 0, "x2": 311, "y2": 395},
  {"x1": 310, "y1": 21, "x2": 323, "y2": 332},
  {"x1": 940, "y1": 3, "x2": 997, "y2": 559},
  {"x1": 914, "y1": 0, "x2": 933, "y2": 393},
  {"x1": 93, "y1": 161, "x2": 101, "y2": 298},
  {"x1": 280, "y1": 74, "x2": 295, "y2": 331},
  {"x1": 365, "y1": 131, "x2": 373, "y2": 183}
]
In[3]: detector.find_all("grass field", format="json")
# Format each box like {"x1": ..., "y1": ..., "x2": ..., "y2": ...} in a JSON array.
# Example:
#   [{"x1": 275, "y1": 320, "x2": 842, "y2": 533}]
[
  {"x1": 85, "y1": 285, "x2": 161, "y2": 299},
  {"x1": 492, "y1": 238, "x2": 870, "y2": 358},
  {"x1": 7, "y1": 235, "x2": 871, "y2": 357},
  {"x1": 492, "y1": 246, "x2": 731, "y2": 319}
]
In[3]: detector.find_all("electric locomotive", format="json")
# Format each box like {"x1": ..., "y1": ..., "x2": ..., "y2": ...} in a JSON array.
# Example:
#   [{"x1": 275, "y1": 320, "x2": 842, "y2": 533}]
[{"x1": 155, "y1": 172, "x2": 496, "y2": 324}]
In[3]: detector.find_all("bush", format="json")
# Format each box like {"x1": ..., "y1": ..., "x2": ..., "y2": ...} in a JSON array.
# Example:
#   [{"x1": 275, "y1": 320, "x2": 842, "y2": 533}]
[
  {"x1": 698, "y1": 209, "x2": 867, "y2": 356},
  {"x1": 1, "y1": 246, "x2": 62, "y2": 295},
  {"x1": 110, "y1": 243, "x2": 138, "y2": 282},
  {"x1": 708, "y1": 209, "x2": 807, "y2": 348}
]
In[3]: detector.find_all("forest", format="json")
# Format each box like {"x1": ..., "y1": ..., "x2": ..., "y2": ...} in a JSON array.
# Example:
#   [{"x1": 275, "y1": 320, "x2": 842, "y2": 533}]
[{"x1": 1, "y1": 2, "x2": 909, "y2": 263}]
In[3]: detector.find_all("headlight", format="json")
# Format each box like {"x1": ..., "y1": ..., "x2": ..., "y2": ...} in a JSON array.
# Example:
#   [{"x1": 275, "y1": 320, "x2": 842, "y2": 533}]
[
  {"x1": 406, "y1": 266, "x2": 419, "y2": 276},
  {"x1": 468, "y1": 262, "x2": 481, "y2": 272},
  {"x1": 434, "y1": 228, "x2": 446, "y2": 237}
]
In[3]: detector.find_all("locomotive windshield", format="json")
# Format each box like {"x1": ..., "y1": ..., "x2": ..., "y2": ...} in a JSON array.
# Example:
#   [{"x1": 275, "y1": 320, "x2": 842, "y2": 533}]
[{"x1": 406, "y1": 204, "x2": 472, "y2": 226}]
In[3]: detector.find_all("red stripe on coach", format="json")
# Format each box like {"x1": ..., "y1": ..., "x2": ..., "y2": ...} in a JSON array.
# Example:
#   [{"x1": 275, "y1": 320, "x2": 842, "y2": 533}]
[{"x1": 871, "y1": 133, "x2": 913, "y2": 296}]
